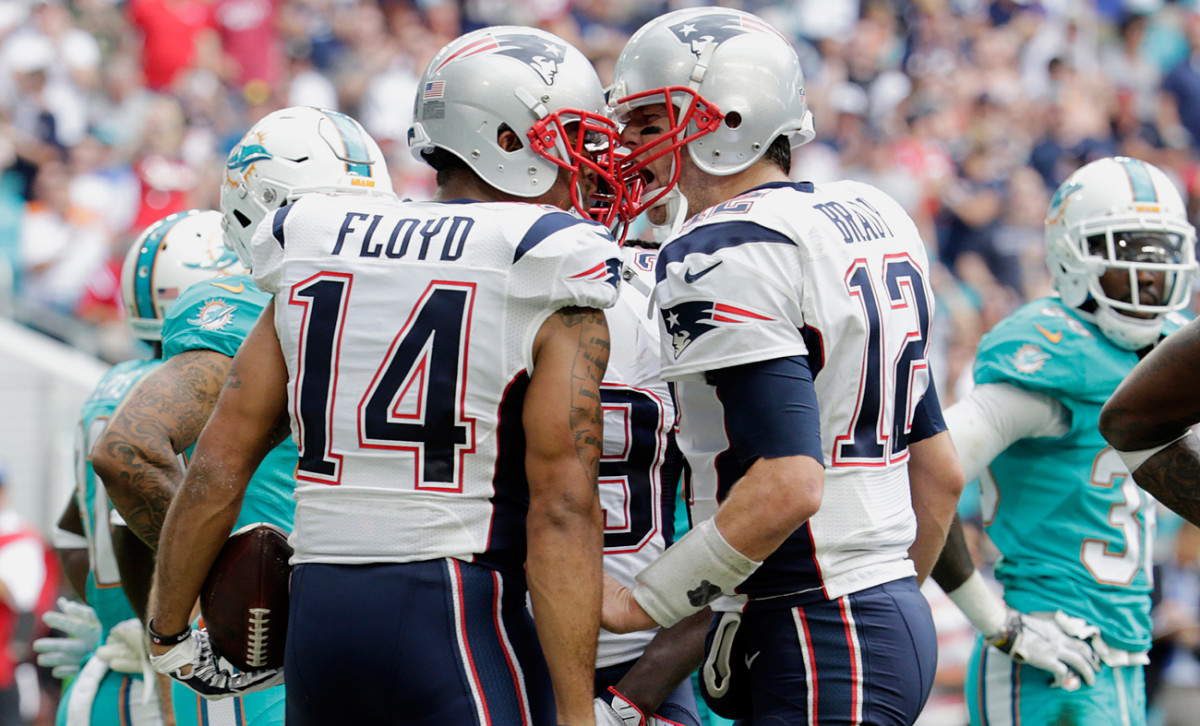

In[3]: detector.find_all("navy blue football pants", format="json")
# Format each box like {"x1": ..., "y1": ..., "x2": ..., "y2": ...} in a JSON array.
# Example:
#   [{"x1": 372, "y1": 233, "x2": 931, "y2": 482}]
[
  {"x1": 703, "y1": 577, "x2": 937, "y2": 726},
  {"x1": 285, "y1": 559, "x2": 555, "y2": 725}
]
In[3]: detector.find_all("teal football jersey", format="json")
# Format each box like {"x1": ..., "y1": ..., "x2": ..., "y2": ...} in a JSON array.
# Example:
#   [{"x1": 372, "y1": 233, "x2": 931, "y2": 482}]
[
  {"x1": 162, "y1": 275, "x2": 294, "y2": 725},
  {"x1": 973, "y1": 298, "x2": 1175, "y2": 652},
  {"x1": 76, "y1": 359, "x2": 161, "y2": 640},
  {"x1": 161, "y1": 274, "x2": 296, "y2": 532}
]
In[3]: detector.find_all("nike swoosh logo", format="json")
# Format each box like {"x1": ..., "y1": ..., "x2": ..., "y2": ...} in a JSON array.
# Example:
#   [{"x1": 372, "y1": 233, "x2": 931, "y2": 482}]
[
  {"x1": 1034, "y1": 324, "x2": 1062, "y2": 344},
  {"x1": 210, "y1": 281, "x2": 245, "y2": 294},
  {"x1": 745, "y1": 651, "x2": 760, "y2": 670},
  {"x1": 683, "y1": 260, "x2": 723, "y2": 284}
]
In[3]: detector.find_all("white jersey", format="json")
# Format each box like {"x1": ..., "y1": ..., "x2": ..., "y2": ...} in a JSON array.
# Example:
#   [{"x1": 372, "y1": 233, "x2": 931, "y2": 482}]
[
  {"x1": 597, "y1": 244, "x2": 680, "y2": 668},
  {"x1": 654, "y1": 180, "x2": 937, "y2": 605},
  {"x1": 251, "y1": 193, "x2": 621, "y2": 578}
]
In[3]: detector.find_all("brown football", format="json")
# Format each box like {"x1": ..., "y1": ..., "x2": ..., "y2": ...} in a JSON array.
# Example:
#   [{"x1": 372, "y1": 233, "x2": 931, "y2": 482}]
[{"x1": 200, "y1": 522, "x2": 292, "y2": 671}]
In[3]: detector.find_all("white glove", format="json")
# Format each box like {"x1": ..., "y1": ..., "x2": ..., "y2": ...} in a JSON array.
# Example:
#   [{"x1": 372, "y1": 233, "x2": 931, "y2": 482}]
[
  {"x1": 149, "y1": 629, "x2": 283, "y2": 700},
  {"x1": 33, "y1": 598, "x2": 101, "y2": 679},
  {"x1": 96, "y1": 619, "x2": 148, "y2": 675},
  {"x1": 988, "y1": 610, "x2": 1101, "y2": 690},
  {"x1": 594, "y1": 687, "x2": 644, "y2": 726}
]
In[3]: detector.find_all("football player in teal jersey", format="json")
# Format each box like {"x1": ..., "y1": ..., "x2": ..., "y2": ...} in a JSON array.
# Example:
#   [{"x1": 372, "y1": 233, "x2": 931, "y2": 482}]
[
  {"x1": 37, "y1": 209, "x2": 245, "y2": 726},
  {"x1": 931, "y1": 157, "x2": 1198, "y2": 726},
  {"x1": 92, "y1": 107, "x2": 392, "y2": 725}
]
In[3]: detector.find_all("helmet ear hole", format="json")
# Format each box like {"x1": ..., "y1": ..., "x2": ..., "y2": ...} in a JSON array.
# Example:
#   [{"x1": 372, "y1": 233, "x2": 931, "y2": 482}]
[
  {"x1": 233, "y1": 210, "x2": 252, "y2": 228},
  {"x1": 725, "y1": 111, "x2": 742, "y2": 129}
]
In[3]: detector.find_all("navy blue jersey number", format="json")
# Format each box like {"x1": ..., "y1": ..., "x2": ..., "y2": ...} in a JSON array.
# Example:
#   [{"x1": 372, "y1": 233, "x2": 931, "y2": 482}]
[
  {"x1": 599, "y1": 385, "x2": 670, "y2": 552},
  {"x1": 290, "y1": 274, "x2": 477, "y2": 488},
  {"x1": 832, "y1": 254, "x2": 931, "y2": 466}
]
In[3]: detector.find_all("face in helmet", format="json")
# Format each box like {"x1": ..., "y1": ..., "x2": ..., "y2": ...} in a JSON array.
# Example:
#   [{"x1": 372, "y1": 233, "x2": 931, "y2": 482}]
[
  {"x1": 1045, "y1": 156, "x2": 1198, "y2": 350},
  {"x1": 121, "y1": 210, "x2": 247, "y2": 341},
  {"x1": 407, "y1": 26, "x2": 627, "y2": 230},
  {"x1": 221, "y1": 107, "x2": 394, "y2": 268},
  {"x1": 609, "y1": 8, "x2": 815, "y2": 221}
]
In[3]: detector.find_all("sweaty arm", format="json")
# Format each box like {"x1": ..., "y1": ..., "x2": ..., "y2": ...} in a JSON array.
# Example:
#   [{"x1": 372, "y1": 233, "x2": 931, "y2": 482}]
[
  {"x1": 524, "y1": 306, "x2": 610, "y2": 726},
  {"x1": 148, "y1": 306, "x2": 290, "y2": 643},
  {"x1": 92, "y1": 349, "x2": 232, "y2": 550},
  {"x1": 1101, "y1": 316, "x2": 1200, "y2": 527}
]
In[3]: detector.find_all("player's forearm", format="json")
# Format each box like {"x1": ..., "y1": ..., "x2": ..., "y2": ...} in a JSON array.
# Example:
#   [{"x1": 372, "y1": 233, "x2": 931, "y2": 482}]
[
  {"x1": 1101, "y1": 317, "x2": 1200, "y2": 451},
  {"x1": 1128, "y1": 435, "x2": 1200, "y2": 528},
  {"x1": 526, "y1": 490, "x2": 603, "y2": 726},
  {"x1": 713, "y1": 456, "x2": 823, "y2": 562},
  {"x1": 149, "y1": 458, "x2": 248, "y2": 635},
  {"x1": 56, "y1": 548, "x2": 90, "y2": 601},
  {"x1": 612, "y1": 609, "x2": 709, "y2": 714},
  {"x1": 930, "y1": 514, "x2": 976, "y2": 593},
  {"x1": 94, "y1": 437, "x2": 182, "y2": 551},
  {"x1": 95, "y1": 352, "x2": 230, "y2": 549},
  {"x1": 907, "y1": 431, "x2": 965, "y2": 583}
]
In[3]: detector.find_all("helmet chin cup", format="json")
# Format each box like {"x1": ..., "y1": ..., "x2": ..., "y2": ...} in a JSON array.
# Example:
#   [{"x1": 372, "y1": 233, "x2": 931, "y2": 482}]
[{"x1": 1093, "y1": 305, "x2": 1165, "y2": 351}]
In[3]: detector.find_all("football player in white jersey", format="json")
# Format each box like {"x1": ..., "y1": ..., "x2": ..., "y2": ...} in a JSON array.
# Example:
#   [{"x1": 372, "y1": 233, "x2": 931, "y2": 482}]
[
  {"x1": 146, "y1": 27, "x2": 626, "y2": 726},
  {"x1": 600, "y1": 8, "x2": 964, "y2": 725}
]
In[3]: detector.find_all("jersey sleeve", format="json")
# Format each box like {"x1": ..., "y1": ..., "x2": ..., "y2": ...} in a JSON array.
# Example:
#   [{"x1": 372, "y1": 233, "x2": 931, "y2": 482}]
[
  {"x1": 249, "y1": 202, "x2": 295, "y2": 295},
  {"x1": 508, "y1": 211, "x2": 621, "y2": 312},
  {"x1": 161, "y1": 274, "x2": 270, "y2": 359},
  {"x1": 654, "y1": 222, "x2": 807, "y2": 380}
]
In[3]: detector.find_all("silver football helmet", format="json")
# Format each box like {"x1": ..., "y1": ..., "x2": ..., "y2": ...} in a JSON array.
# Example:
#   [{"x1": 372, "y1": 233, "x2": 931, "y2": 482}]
[
  {"x1": 609, "y1": 7, "x2": 816, "y2": 218},
  {"x1": 121, "y1": 210, "x2": 247, "y2": 341},
  {"x1": 221, "y1": 107, "x2": 393, "y2": 267},
  {"x1": 407, "y1": 26, "x2": 626, "y2": 227},
  {"x1": 1045, "y1": 156, "x2": 1197, "y2": 350}
]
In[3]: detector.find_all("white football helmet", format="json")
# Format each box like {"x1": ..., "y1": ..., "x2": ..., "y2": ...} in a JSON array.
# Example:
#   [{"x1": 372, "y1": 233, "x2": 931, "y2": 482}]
[
  {"x1": 221, "y1": 107, "x2": 393, "y2": 267},
  {"x1": 609, "y1": 7, "x2": 816, "y2": 218},
  {"x1": 1045, "y1": 156, "x2": 1198, "y2": 350},
  {"x1": 407, "y1": 26, "x2": 626, "y2": 227},
  {"x1": 122, "y1": 210, "x2": 247, "y2": 341}
]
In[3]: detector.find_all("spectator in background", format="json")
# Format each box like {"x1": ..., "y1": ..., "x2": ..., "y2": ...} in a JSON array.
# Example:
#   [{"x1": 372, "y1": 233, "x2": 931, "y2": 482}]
[
  {"x1": 18, "y1": 161, "x2": 109, "y2": 318},
  {"x1": 1162, "y1": 11, "x2": 1200, "y2": 151},
  {"x1": 130, "y1": 96, "x2": 196, "y2": 232},
  {"x1": 126, "y1": 0, "x2": 219, "y2": 92},
  {"x1": 0, "y1": 463, "x2": 59, "y2": 725}
]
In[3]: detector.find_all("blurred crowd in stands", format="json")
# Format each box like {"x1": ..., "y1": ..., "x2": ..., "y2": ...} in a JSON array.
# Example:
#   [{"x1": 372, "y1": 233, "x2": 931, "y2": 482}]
[{"x1": 7, "y1": 0, "x2": 1200, "y2": 723}]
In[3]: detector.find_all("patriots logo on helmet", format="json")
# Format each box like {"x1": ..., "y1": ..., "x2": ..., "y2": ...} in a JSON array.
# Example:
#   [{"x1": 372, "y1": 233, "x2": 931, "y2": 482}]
[
  {"x1": 661, "y1": 299, "x2": 773, "y2": 358},
  {"x1": 436, "y1": 33, "x2": 568, "y2": 86},
  {"x1": 669, "y1": 14, "x2": 784, "y2": 58}
]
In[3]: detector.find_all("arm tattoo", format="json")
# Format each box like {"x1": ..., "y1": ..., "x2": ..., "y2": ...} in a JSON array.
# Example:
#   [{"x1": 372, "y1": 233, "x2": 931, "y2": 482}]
[
  {"x1": 99, "y1": 352, "x2": 229, "y2": 550},
  {"x1": 1132, "y1": 437, "x2": 1200, "y2": 528},
  {"x1": 561, "y1": 307, "x2": 609, "y2": 486}
]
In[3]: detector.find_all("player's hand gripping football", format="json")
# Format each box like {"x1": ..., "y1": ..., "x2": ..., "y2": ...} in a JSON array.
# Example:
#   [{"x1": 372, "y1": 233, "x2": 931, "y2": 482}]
[
  {"x1": 33, "y1": 597, "x2": 101, "y2": 679},
  {"x1": 987, "y1": 609, "x2": 1101, "y2": 690},
  {"x1": 149, "y1": 628, "x2": 283, "y2": 700}
]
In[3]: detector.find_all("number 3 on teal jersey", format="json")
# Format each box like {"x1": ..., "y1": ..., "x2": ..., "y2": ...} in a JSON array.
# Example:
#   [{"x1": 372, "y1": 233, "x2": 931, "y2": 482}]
[
  {"x1": 1081, "y1": 448, "x2": 1154, "y2": 587},
  {"x1": 75, "y1": 416, "x2": 121, "y2": 587}
]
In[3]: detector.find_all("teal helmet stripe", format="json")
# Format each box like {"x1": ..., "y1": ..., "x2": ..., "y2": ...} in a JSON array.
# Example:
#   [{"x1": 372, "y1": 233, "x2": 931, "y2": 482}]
[
  {"x1": 1118, "y1": 158, "x2": 1158, "y2": 203},
  {"x1": 133, "y1": 214, "x2": 186, "y2": 320},
  {"x1": 323, "y1": 110, "x2": 372, "y2": 177}
]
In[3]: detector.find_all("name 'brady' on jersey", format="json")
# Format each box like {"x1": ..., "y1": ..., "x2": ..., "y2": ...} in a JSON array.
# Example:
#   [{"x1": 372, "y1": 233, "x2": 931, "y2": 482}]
[{"x1": 655, "y1": 180, "x2": 940, "y2": 608}]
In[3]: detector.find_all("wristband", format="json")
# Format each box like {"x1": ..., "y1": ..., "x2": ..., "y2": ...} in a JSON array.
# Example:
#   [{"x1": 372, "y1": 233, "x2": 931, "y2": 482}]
[
  {"x1": 945, "y1": 570, "x2": 1007, "y2": 638},
  {"x1": 146, "y1": 619, "x2": 191, "y2": 647},
  {"x1": 1115, "y1": 430, "x2": 1192, "y2": 473},
  {"x1": 632, "y1": 518, "x2": 760, "y2": 628}
]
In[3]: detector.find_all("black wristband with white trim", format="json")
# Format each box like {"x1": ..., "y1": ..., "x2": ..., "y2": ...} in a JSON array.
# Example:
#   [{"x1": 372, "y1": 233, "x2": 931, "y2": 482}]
[{"x1": 147, "y1": 619, "x2": 191, "y2": 647}]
